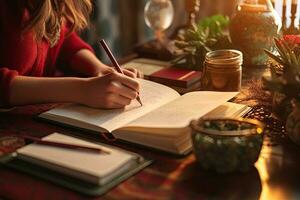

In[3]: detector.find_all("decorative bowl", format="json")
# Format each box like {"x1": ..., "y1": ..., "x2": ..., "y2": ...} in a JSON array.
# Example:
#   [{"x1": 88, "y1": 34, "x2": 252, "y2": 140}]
[{"x1": 190, "y1": 118, "x2": 264, "y2": 173}]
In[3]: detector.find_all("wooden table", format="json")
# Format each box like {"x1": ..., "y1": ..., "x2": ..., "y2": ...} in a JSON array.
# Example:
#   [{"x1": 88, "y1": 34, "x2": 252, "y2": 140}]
[{"x1": 0, "y1": 66, "x2": 300, "y2": 200}]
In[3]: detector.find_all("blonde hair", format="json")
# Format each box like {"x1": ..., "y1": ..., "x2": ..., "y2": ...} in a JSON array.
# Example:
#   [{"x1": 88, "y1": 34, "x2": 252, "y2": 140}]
[{"x1": 23, "y1": 0, "x2": 92, "y2": 46}]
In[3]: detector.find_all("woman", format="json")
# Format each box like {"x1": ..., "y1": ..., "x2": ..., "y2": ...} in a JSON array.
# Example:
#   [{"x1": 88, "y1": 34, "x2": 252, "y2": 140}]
[{"x1": 0, "y1": 0, "x2": 141, "y2": 109}]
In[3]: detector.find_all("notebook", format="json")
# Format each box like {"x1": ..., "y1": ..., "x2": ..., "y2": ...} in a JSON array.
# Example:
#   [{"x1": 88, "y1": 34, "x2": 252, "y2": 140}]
[
  {"x1": 39, "y1": 79, "x2": 247, "y2": 155},
  {"x1": 122, "y1": 58, "x2": 202, "y2": 88},
  {"x1": 16, "y1": 133, "x2": 144, "y2": 186}
]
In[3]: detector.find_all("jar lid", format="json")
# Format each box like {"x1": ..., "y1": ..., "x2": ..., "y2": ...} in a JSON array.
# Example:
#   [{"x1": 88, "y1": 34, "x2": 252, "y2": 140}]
[
  {"x1": 205, "y1": 50, "x2": 243, "y2": 66},
  {"x1": 190, "y1": 118, "x2": 264, "y2": 137},
  {"x1": 238, "y1": 0, "x2": 273, "y2": 12},
  {"x1": 240, "y1": 4, "x2": 268, "y2": 12}
]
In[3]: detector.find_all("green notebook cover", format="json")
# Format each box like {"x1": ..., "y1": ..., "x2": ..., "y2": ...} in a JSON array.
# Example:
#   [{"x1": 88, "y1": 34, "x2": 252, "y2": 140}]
[{"x1": 0, "y1": 153, "x2": 152, "y2": 197}]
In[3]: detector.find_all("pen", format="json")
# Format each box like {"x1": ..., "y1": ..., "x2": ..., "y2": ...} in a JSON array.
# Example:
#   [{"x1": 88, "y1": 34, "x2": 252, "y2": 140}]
[
  {"x1": 99, "y1": 39, "x2": 143, "y2": 106},
  {"x1": 22, "y1": 135, "x2": 110, "y2": 154}
]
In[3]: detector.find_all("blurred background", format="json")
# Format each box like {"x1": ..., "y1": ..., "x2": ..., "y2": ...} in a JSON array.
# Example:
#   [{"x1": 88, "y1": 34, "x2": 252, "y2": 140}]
[{"x1": 82, "y1": 0, "x2": 300, "y2": 61}]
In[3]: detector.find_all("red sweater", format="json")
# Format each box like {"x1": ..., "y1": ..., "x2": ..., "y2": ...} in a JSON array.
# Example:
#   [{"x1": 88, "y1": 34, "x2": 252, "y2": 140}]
[{"x1": 0, "y1": 2, "x2": 93, "y2": 107}]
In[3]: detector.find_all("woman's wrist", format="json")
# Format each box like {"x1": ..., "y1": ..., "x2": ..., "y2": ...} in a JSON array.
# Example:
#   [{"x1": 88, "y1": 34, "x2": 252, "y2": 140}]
[
  {"x1": 72, "y1": 77, "x2": 90, "y2": 104},
  {"x1": 10, "y1": 76, "x2": 88, "y2": 106}
]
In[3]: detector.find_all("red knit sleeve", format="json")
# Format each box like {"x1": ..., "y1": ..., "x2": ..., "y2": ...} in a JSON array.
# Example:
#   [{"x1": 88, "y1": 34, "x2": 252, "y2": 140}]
[
  {"x1": 58, "y1": 31, "x2": 94, "y2": 66},
  {"x1": 0, "y1": 68, "x2": 18, "y2": 107}
]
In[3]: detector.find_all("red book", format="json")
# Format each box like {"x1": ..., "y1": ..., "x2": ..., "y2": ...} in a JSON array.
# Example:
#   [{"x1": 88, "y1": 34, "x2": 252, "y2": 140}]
[
  {"x1": 149, "y1": 67, "x2": 202, "y2": 88},
  {"x1": 122, "y1": 58, "x2": 202, "y2": 88}
]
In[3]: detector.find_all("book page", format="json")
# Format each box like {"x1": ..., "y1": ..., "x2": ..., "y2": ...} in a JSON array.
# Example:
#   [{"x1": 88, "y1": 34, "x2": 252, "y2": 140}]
[
  {"x1": 203, "y1": 102, "x2": 250, "y2": 119},
  {"x1": 40, "y1": 79, "x2": 180, "y2": 132},
  {"x1": 122, "y1": 91, "x2": 238, "y2": 130}
]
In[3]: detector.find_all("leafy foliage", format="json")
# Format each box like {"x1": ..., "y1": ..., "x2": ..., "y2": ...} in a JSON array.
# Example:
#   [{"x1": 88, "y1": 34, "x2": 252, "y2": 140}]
[
  {"x1": 172, "y1": 15, "x2": 230, "y2": 71},
  {"x1": 263, "y1": 38, "x2": 300, "y2": 101},
  {"x1": 197, "y1": 15, "x2": 230, "y2": 38}
]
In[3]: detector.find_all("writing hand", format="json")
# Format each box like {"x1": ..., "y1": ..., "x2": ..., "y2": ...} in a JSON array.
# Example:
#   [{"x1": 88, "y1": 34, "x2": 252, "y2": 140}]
[
  {"x1": 79, "y1": 72, "x2": 140, "y2": 109},
  {"x1": 122, "y1": 68, "x2": 144, "y2": 79},
  {"x1": 99, "y1": 67, "x2": 143, "y2": 79}
]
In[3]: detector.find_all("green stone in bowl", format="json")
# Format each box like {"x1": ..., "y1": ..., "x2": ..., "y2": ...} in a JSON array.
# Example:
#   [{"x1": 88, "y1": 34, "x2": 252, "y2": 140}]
[{"x1": 190, "y1": 118, "x2": 264, "y2": 173}]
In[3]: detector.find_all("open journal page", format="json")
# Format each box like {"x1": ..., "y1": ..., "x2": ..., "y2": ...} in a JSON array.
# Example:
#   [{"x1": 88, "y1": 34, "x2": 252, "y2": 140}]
[
  {"x1": 122, "y1": 92, "x2": 238, "y2": 132},
  {"x1": 41, "y1": 79, "x2": 180, "y2": 132}
]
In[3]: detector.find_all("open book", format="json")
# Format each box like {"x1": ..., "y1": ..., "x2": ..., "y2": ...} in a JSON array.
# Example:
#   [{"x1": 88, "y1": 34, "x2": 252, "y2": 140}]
[
  {"x1": 39, "y1": 79, "x2": 246, "y2": 155},
  {"x1": 16, "y1": 133, "x2": 144, "y2": 186}
]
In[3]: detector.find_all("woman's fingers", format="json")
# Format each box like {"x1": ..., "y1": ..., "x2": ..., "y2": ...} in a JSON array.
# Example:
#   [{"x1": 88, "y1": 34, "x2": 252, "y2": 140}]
[
  {"x1": 113, "y1": 95, "x2": 132, "y2": 106},
  {"x1": 137, "y1": 71, "x2": 143, "y2": 79},
  {"x1": 106, "y1": 93, "x2": 132, "y2": 107},
  {"x1": 107, "y1": 81, "x2": 138, "y2": 100},
  {"x1": 122, "y1": 68, "x2": 137, "y2": 78},
  {"x1": 111, "y1": 73, "x2": 140, "y2": 93},
  {"x1": 106, "y1": 102, "x2": 125, "y2": 109},
  {"x1": 101, "y1": 68, "x2": 115, "y2": 76},
  {"x1": 123, "y1": 68, "x2": 144, "y2": 79},
  {"x1": 85, "y1": 71, "x2": 141, "y2": 109}
]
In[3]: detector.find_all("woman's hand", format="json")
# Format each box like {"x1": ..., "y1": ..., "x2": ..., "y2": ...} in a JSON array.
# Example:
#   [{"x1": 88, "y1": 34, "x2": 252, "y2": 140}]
[
  {"x1": 122, "y1": 68, "x2": 143, "y2": 79},
  {"x1": 70, "y1": 50, "x2": 143, "y2": 79},
  {"x1": 79, "y1": 72, "x2": 140, "y2": 109},
  {"x1": 100, "y1": 67, "x2": 143, "y2": 79},
  {"x1": 9, "y1": 70, "x2": 141, "y2": 108}
]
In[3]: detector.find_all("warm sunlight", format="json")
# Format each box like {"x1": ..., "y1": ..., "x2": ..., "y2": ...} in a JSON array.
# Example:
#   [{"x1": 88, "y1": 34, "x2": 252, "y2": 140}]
[
  {"x1": 1, "y1": 0, "x2": 299, "y2": 199},
  {"x1": 256, "y1": 145, "x2": 286, "y2": 200}
]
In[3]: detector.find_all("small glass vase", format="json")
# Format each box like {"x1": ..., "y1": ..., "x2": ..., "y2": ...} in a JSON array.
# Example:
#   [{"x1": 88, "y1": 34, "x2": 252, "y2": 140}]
[
  {"x1": 144, "y1": 0, "x2": 174, "y2": 42},
  {"x1": 229, "y1": 0, "x2": 281, "y2": 66},
  {"x1": 142, "y1": 0, "x2": 175, "y2": 59}
]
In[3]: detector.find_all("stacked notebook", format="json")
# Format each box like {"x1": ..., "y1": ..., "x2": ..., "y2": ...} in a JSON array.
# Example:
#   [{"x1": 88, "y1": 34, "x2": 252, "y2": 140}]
[
  {"x1": 17, "y1": 133, "x2": 142, "y2": 185},
  {"x1": 122, "y1": 58, "x2": 202, "y2": 94},
  {"x1": 1, "y1": 133, "x2": 151, "y2": 196}
]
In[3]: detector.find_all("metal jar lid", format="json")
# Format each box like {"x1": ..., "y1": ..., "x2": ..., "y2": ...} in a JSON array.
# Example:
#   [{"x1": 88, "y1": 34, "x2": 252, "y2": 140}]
[{"x1": 205, "y1": 49, "x2": 243, "y2": 67}]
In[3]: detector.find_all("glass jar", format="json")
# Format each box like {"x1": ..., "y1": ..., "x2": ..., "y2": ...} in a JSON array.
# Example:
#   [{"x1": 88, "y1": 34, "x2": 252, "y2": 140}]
[
  {"x1": 190, "y1": 118, "x2": 264, "y2": 173},
  {"x1": 201, "y1": 50, "x2": 243, "y2": 92},
  {"x1": 229, "y1": 0, "x2": 281, "y2": 66}
]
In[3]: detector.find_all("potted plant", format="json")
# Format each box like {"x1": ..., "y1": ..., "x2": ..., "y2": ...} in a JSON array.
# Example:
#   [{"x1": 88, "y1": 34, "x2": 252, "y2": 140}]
[
  {"x1": 263, "y1": 37, "x2": 300, "y2": 145},
  {"x1": 172, "y1": 15, "x2": 231, "y2": 71}
]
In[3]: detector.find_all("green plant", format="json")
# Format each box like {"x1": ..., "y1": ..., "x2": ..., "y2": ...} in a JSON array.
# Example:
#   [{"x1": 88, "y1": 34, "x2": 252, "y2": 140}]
[
  {"x1": 265, "y1": 37, "x2": 300, "y2": 144},
  {"x1": 263, "y1": 38, "x2": 300, "y2": 102},
  {"x1": 172, "y1": 15, "x2": 230, "y2": 71},
  {"x1": 198, "y1": 15, "x2": 230, "y2": 38}
]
